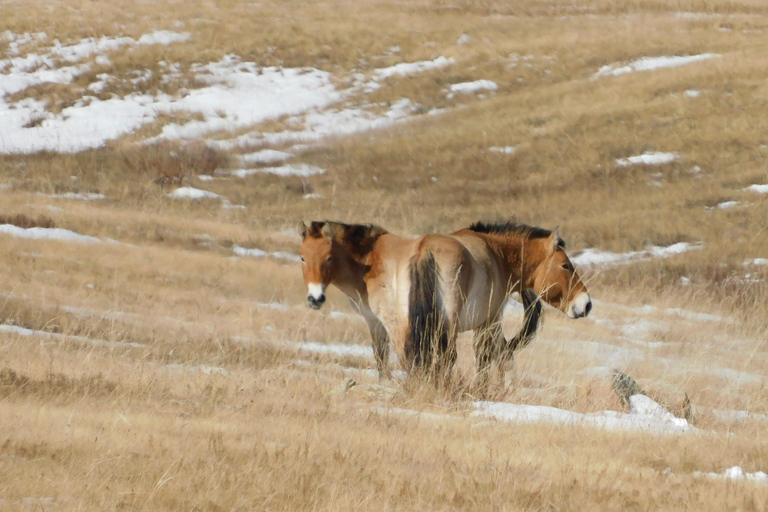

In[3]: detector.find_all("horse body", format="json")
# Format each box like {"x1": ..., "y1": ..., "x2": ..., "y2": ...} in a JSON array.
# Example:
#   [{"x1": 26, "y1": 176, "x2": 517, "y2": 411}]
[{"x1": 298, "y1": 220, "x2": 591, "y2": 384}]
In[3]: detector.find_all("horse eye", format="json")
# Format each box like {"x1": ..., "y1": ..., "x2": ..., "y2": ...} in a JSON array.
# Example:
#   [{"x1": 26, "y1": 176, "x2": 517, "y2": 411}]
[
  {"x1": 300, "y1": 257, "x2": 305, "y2": 263},
  {"x1": 561, "y1": 263, "x2": 572, "y2": 271},
  {"x1": 326, "y1": 257, "x2": 332, "y2": 264}
]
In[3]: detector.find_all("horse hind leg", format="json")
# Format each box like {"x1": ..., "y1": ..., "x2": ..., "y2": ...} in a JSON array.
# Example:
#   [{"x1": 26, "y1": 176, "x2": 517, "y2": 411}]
[{"x1": 473, "y1": 320, "x2": 503, "y2": 395}]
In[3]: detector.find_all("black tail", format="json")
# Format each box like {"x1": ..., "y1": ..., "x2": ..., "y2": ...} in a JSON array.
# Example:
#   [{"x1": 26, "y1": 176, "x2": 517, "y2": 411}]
[
  {"x1": 504, "y1": 289, "x2": 542, "y2": 355},
  {"x1": 407, "y1": 251, "x2": 448, "y2": 373}
]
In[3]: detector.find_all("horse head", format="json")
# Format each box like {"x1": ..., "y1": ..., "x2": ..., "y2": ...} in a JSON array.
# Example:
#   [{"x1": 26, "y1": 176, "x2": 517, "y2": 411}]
[
  {"x1": 298, "y1": 221, "x2": 339, "y2": 309},
  {"x1": 529, "y1": 228, "x2": 592, "y2": 319}
]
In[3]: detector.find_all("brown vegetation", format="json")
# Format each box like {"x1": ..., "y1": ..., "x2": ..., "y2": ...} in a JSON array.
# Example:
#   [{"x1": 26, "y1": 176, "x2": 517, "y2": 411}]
[{"x1": 0, "y1": 0, "x2": 767, "y2": 510}]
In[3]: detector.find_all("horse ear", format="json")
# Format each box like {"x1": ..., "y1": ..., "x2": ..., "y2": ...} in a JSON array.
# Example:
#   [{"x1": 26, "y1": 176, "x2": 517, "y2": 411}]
[
  {"x1": 298, "y1": 221, "x2": 308, "y2": 240},
  {"x1": 549, "y1": 227, "x2": 561, "y2": 253},
  {"x1": 321, "y1": 222, "x2": 339, "y2": 240}
]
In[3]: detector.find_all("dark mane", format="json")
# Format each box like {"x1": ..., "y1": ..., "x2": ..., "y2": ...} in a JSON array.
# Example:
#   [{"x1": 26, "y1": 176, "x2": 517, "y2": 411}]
[
  {"x1": 467, "y1": 220, "x2": 565, "y2": 249},
  {"x1": 307, "y1": 220, "x2": 388, "y2": 259}
]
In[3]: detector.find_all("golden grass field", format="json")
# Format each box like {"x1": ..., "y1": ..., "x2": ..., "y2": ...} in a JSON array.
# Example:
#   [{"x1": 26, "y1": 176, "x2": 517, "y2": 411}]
[{"x1": 1, "y1": 0, "x2": 768, "y2": 509}]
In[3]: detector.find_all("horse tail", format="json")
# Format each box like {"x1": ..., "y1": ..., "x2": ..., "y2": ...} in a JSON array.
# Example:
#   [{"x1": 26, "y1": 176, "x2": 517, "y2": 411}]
[
  {"x1": 505, "y1": 289, "x2": 543, "y2": 354},
  {"x1": 407, "y1": 249, "x2": 447, "y2": 373}
]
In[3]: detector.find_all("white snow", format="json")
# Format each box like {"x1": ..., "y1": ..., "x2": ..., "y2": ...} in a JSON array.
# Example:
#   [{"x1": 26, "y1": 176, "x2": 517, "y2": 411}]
[
  {"x1": 743, "y1": 258, "x2": 768, "y2": 266},
  {"x1": 0, "y1": 224, "x2": 101, "y2": 244},
  {"x1": 694, "y1": 466, "x2": 768, "y2": 483},
  {"x1": 572, "y1": 242, "x2": 702, "y2": 267},
  {"x1": 137, "y1": 30, "x2": 191, "y2": 46},
  {"x1": 372, "y1": 57, "x2": 454, "y2": 80},
  {"x1": 238, "y1": 149, "x2": 293, "y2": 164},
  {"x1": 489, "y1": 146, "x2": 517, "y2": 154},
  {"x1": 449, "y1": 80, "x2": 498, "y2": 94},
  {"x1": 472, "y1": 394, "x2": 694, "y2": 435},
  {"x1": 710, "y1": 201, "x2": 738, "y2": 210},
  {"x1": 230, "y1": 164, "x2": 325, "y2": 178},
  {"x1": 43, "y1": 192, "x2": 106, "y2": 201},
  {"x1": 685, "y1": 89, "x2": 702, "y2": 98},
  {"x1": 166, "y1": 187, "x2": 224, "y2": 200},
  {"x1": 164, "y1": 364, "x2": 229, "y2": 376},
  {"x1": 616, "y1": 152, "x2": 679, "y2": 167},
  {"x1": 295, "y1": 341, "x2": 373, "y2": 358},
  {"x1": 232, "y1": 245, "x2": 301, "y2": 263},
  {"x1": 744, "y1": 184, "x2": 768, "y2": 194},
  {"x1": 710, "y1": 408, "x2": 768, "y2": 423},
  {"x1": 592, "y1": 54, "x2": 720, "y2": 80},
  {"x1": 0, "y1": 31, "x2": 195, "y2": 153},
  {"x1": 0, "y1": 323, "x2": 144, "y2": 349},
  {"x1": 151, "y1": 57, "x2": 341, "y2": 141}
]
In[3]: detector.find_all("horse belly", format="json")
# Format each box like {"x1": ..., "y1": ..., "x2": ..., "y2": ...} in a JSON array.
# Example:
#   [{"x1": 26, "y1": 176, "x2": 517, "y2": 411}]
[{"x1": 457, "y1": 274, "x2": 503, "y2": 331}]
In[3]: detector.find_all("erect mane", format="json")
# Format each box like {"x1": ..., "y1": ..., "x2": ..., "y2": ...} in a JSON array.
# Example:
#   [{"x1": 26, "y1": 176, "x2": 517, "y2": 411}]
[
  {"x1": 467, "y1": 220, "x2": 566, "y2": 249},
  {"x1": 306, "y1": 220, "x2": 388, "y2": 259}
]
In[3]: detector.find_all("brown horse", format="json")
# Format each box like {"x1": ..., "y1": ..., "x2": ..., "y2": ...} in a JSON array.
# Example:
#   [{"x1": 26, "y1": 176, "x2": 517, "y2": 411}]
[{"x1": 298, "y1": 220, "x2": 591, "y2": 383}]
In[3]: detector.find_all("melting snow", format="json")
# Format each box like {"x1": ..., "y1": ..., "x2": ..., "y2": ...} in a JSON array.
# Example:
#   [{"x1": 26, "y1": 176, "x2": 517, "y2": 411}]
[
  {"x1": 295, "y1": 341, "x2": 373, "y2": 358},
  {"x1": 0, "y1": 224, "x2": 101, "y2": 243},
  {"x1": 694, "y1": 466, "x2": 768, "y2": 483},
  {"x1": 592, "y1": 54, "x2": 720, "y2": 79},
  {"x1": 372, "y1": 56, "x2": 454, "y2": 80},
  {"x1": 616, "y1": 152, "x2": 678, "y2": 167},
  {"x1": 0, "y1": 31, "x2": 194, "y2": 153},
  {"x1": 137, "y1": 30, "x2": 191, "y2": 46},
  {"x1": 0, "y1": 323, "x2": 144, "y2": 349},
  {"x1": 743, "y1": 258, "x2": 768, "y2": 266},
  {"x1": 166, "y1": 187, "x2": 225, "y2": 200},
  {"x1": 572, "y1": 242, "x2": 702, "y2": 267},
  {"x1": 473, "y1": 394, "x2": 694, "y2": 435},
  {"x1": 232, "y1": 245, "x2": 301, "y2": 263},
  {"x1": 709, "y1": 201, "x2": 738, "y2": 210},
  {"x1": 238, "y1": 149, "x2": 294, "y2": 164},
  {"x1": 489, "y1": 146, "x2": 517, "y2": 154},
  {"x1": 43, "y1": 192, "x2": 106, "y2": 201},
  {"x1": 449, "y1": 80, "x2": 498, "y2": 94},
  {"x1": 164, "y1": 364, "x2": 230, "y2": 376},
  {"x1": 230, "y1": 164, "x2": 325, "y2": 178},
  {"x1": 744, "y1": 184, "x2": 768, "y2": 194}
]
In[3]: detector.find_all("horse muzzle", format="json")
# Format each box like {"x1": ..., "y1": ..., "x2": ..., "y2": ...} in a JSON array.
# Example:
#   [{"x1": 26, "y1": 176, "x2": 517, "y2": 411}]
[
  {"x1": 307, "y1": 294, "x2": 326, "y2": 309},
  {"x1": 568, "y1": 293, "x2": 592, "y2": 319},
  {"x1": 307, "y1": 283, "x2": 326, "y2": 310}
]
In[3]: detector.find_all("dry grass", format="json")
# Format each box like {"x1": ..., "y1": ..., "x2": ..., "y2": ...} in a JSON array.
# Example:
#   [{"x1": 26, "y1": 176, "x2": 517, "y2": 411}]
[{"x1": 1, "y1": 0, "x2": 768, "y2": 510}]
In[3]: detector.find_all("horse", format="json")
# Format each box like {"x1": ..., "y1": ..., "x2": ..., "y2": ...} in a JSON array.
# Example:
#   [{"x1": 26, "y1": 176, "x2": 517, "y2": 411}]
[{"x1": 298, "y1": 220, "x2": 591, "y2": 385}]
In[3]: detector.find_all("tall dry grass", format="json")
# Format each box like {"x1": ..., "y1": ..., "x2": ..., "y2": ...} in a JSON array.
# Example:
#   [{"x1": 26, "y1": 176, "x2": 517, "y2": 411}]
[{"x1": 1, "y1": 0, "x2": 768, "y2": 510}]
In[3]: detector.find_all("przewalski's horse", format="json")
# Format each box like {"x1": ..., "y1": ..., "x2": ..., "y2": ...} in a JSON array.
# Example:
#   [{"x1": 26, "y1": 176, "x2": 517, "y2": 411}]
[{"x1": 298, "y1": 220, "x2": 591, "y2": 384}]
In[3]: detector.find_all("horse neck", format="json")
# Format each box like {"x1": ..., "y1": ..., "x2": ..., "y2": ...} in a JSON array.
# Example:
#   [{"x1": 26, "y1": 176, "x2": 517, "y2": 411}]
[
  {"x1": 495, "y1": 236, "x2": 540, "y2": 291},
  {"x1": 330, "y1": 247, "x2": 369, "y2": 303}
]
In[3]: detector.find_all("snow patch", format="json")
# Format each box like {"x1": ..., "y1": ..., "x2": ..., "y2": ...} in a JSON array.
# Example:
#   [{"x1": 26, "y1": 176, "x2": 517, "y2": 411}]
[
  {"x1": 616, "y1": 152, "x2": 678, "y2": 167},
  {"x1": 572, "y1": 242, "x2": 702, "y2": 267},
  {"x1": 372, "y1": 56, "x2": 454, "y2": 80},
  {"x1": 232, "y1": 245, "x2": 301, "y2": 263},
  {"x1": 472, "y1": 394, "x2": 694, "y2": 435},
  {"x1": 744, "y1": 184, "x2": 768, "y2": 194},
  {"x1": 0, "y1": 224, "x2": 100, "y2": 244},
  {"x1": 0, "y1": 323, "x2": 144, "y2": 349},
  {"x1": 238, "y1": 149, "x2": 294, "y2": 164},
  {"x1": 229, "y1": 164, "x2": 325, "y2": 178},
  {"x1": 43, "y1": 192, "x2": 106, "y2": 201},
  {"x1": 166, "y1": 187, "x2": 224, "y2": 200},
  {"x1": 489, "y1": 146, "x2": 517, "y2": 155},
  {"x1": 449, "y1": 80, "x2": 498, "y2": 94},
  {"x1": 592, "y1": 54, "x2": 720, "y2": 80},
  {"x1": 694, "y1": 466, "x2": 768, "y2": 483}
]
